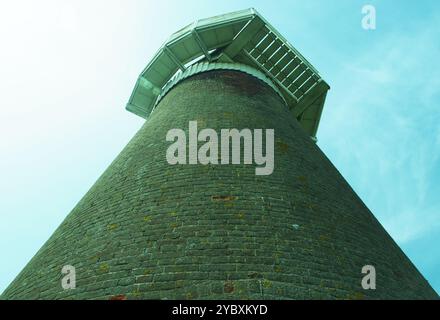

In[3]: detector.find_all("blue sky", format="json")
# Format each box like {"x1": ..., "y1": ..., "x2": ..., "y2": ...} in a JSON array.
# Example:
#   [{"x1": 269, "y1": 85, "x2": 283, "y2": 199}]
[{"x1": 0, "y1": 0, "x2": 439, "y2": 294}]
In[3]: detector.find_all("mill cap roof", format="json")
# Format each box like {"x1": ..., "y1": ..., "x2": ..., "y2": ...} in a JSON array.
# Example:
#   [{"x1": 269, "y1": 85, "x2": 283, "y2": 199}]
[{"x1": 127, "y1": 8, "x2": 329, "y2": 139}]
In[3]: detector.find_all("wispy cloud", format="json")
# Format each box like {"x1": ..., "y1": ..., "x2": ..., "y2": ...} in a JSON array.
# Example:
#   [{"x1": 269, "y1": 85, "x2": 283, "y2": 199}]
[{"x1": 319, "y1": 13, "x2": 440, "y2": 244}]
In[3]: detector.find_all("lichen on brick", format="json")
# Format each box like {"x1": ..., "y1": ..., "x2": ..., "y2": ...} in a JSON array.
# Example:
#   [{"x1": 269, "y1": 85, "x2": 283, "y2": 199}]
[
  {"x1": 347, "y1": 292, "x2": 365, "y2": 300},
  {"x1": 99, "y1": 263, "x2": 109, "y2": 273},
  {"x1": 143, "y1": 269, "x2": 152, "y2": 276},
  {"x1": 170, "y1": 222, "x2": 179, "y2": 229},
  {"x1": 211, "y1": 195, "x2": 236, "y2": 201},
  {"x1": 297, "y1": 175, "x2": 308, "y2": 183},
  {"x1": 107, "y1": 223, "x2": 118, "y2": 231},
  {"x1": 262, "y1": 279, "x2": 272, "y2": 288}
]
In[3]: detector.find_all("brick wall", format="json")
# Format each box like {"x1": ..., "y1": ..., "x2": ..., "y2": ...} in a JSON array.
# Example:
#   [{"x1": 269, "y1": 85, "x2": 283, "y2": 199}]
[{"x1": 2, "y1": 70, "x2": 437, "y2": 299}]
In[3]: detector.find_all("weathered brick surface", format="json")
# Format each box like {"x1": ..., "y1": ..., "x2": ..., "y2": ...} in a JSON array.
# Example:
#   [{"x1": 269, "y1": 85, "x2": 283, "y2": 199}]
[{"x1": 2, "y1": 70, "x2": 438, "y2": 299}]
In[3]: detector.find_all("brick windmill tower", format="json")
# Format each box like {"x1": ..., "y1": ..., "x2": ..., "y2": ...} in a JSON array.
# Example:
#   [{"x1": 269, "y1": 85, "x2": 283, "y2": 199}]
[{"x1": 2, "y1": 8, "x2": 437, "y2": 299}]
